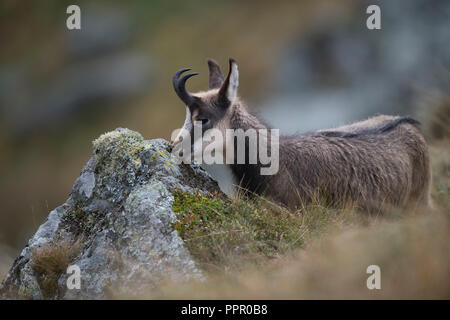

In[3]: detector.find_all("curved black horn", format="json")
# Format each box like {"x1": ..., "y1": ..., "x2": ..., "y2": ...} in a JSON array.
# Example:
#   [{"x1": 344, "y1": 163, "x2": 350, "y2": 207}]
[{"x1": 173, "y1": 68, "x2": 198, "y2": 106}]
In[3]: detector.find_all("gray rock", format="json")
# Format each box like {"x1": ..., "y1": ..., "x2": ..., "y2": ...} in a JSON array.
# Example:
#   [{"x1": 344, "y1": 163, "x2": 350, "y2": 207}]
[{"x1": 0, "y1": 128, "x2": 221, "y2": 299}]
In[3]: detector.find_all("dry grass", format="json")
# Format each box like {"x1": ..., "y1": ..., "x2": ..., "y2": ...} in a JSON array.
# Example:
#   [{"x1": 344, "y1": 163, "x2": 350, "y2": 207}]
[
  {"x1": 143, "y1": 212, "x2": 449, "y2": 299},
  {"x1": 126, "y1": 198, "x2": 449, "y2": 299},
  {"x1": 30, "y1": 238, "x2": 83, "y2": 299}
]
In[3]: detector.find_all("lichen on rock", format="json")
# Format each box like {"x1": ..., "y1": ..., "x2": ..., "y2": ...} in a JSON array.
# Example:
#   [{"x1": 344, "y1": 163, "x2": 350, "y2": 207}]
[
  {"x1": 0, "y1": 128, "x2": 222, "y2": 299},
  {"x1": 92, "y1": 128, "x2": 147, "y2": 204}
]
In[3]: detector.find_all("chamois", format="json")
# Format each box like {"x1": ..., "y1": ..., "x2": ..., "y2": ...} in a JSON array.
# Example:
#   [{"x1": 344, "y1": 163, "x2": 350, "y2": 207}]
[{"x1": 171, "y1": 58, "x2": 432, "y2": 212}]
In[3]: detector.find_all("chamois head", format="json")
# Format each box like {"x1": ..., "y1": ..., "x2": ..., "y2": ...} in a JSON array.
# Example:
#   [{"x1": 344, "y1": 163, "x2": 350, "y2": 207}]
[{"x1": 171, "y1": 58, "x2": 240, "y2": 161}]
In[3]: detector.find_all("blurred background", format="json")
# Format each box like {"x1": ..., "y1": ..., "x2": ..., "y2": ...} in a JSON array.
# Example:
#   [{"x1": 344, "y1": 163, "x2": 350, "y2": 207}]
[{"x1": 0, "y1": 0, "x2": 449, "y2": 280}]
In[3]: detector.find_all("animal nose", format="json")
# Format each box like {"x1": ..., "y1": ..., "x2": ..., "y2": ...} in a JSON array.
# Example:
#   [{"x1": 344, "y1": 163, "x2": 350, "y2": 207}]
[
  {"x1": 171, "y1": 139, "x2": 180, "y2": 147},
  {"x1": 171, "y1": 139, "x2": 183, "y2": 158}
]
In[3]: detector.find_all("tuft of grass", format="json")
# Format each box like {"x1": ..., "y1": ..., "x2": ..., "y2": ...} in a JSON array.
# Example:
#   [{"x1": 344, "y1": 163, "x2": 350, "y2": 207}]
[{"x1": 30, "y1": 238, "x2": 83, "y2": 299}]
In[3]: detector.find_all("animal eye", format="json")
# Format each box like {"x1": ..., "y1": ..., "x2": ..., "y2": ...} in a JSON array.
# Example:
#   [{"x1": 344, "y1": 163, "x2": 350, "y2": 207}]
[{"x1": 197, "y1": 118, "x2": 210, "y2": 126}]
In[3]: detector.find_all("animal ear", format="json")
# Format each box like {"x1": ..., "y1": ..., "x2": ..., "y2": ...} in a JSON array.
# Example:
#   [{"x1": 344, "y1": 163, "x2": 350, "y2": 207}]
[
  {"x1": 208, "y1": 59, "x2": 224, "y2": 89},
  {"x1": 218, "y1": 58, "x2": 239, "y2": 105}
]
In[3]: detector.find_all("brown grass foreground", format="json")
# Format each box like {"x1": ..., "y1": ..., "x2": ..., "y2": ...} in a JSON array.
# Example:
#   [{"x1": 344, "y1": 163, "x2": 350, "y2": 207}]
[
  {"x1": 30, "y1": 238, "x2": 83, "y2": 299},
  {"x1": 147, "y1": 213, "x2": 449, "y2": 299}
]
